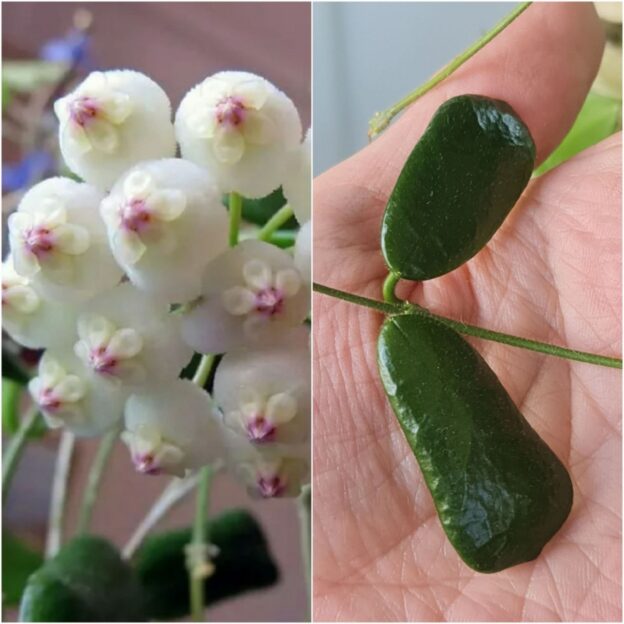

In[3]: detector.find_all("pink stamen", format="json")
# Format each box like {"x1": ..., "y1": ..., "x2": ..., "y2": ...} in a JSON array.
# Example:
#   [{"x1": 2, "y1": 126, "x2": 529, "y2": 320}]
[
  {"x1": 120, "y1": 199, "x2": 151, "y2": 233},
  {"x1": 215, "y1": 96, "x2": 246, "y2": 127},
  {"x1": 69, "y1": 96, "x2": 100, "y2": 127},
  {"x1": 134, "y1": 454, "x2": 162, "y2": 475},
  {"x1": 257, "y1": 475, "x2": 286, "y2": 498},
  {"x1": 88, "y1": 346, "x2": 118, "y2": 375},
  {"x1": 24, "y1": 227, "x2": 54, "y2": 258},
  {"x1": 39, "y1": 387, "x2": 61, "y2": 412},
  {"x1": 246, "y1": 415, "x2": 276, "y2": 443},
  {"x1": 254, "y1": 287, "x2": 284, "y2": 317}
]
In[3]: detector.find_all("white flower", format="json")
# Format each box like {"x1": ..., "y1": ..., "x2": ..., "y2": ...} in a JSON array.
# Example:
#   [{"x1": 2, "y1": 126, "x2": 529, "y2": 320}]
[
  {"x1": 294, "y1": 220, "x2": 311, "y2": 284},
  {"x1": 73, "y1": 282, "x2": 192, "y2": 386},
  {"x1": 175, "y1": 71, "x2": 302, "y2": 198},
  {"x1": 223, "y1": 429, "x2": 309, "y2": 499},
  {"x1": 55, "y1": 70, "x2": 176, "y2": 190},
  {"x1": 100, "y1": 159, "x2": 229, "y2": 303},
  {"x1": 180, "y1": 240, "x2": 309, "y2": 354},
  {"x1": 7, "y1": 177, "x2": 123, "y2": 302},
  {"x1": 283, "y1": 130, "x2": 311, "y2": 224},
  {"x1": 122, "y1": 379, "x2": 224, "y2": 477},
  {"x1": 29, "y1": 351, "x2": 125, "y2": 436},
  {"x1": 2, "y1": 256, "x2": 79, "y2": 350},
  {"x1": 213, "y1": 329, "x2": 310, "y2": 445}
]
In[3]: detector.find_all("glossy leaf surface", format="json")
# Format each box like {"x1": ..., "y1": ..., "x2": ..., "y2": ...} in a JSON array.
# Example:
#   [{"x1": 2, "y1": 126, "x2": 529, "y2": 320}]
[
  {"x1": 382, "y1": 95, "x2": 535, "y2": 280},
  {"x1": 377, "y1": 313, "x2": 573, "y2": 572}
]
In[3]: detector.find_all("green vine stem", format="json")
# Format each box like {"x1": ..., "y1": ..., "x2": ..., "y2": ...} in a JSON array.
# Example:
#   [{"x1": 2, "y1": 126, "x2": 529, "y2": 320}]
[
  {"x1": 228, "y1": 192, "x2": 243, "y2": 247},
  {"x1": 368, "y1": 2, "x2": 532, "y2": 139},
  {"x1": 46, "y1": 431, "x2": 75, "y2": 558},
  {"x1": 76, "y1": 426, "x2": 120, "y2": 534},
  {"x1": 313, "y1": 282, "x2": 622, "y2": 369},
  {"x1": 2, "y1": 407, "x2": 42, "y2": 504},
  {"x1": 257, "y1": 203, "x2": 294, "y2": 241},
  {"x1": 382, "y1": 272, "x2": 401, "y2": 303},
  {"x1": 192, "y1": 353, "x2": 216, "y2": 387},
  {"x1": 188, "y1": 464, "x2": 216, "y2": 622}
]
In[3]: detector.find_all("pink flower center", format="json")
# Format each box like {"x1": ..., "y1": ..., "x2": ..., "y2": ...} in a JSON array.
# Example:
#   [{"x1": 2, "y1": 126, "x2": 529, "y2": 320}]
[
  {"x1": 133, "y1": 453, "x2": 162, "y2": 475},
  {"x1": 88, "y1": 346, "x2": 118, "y2": 375},
  {"x1": 69, "y1": 96, "x2": 100, "y2": 127},
  {"x1": 257, "y1": 475, "x2": 286, "y2": 498},
  {"x1": 215, "y1": 96, "x2": 246, "y2": 127},
  {"x1": 120, "y1": 199, "x2": 151, "y2": 232},
  {"x1": 39, "y1": 387, "x2": 62, "y2": 412},
  {"x1": 254, "y1": 287, "x2": 284, "y2": 317},
  {"x1": 24, "y1": 227, "x2": 54, "y2": 257},
  {"x1": 246, "y1": 415, "x2": 276, "y2": 443}
]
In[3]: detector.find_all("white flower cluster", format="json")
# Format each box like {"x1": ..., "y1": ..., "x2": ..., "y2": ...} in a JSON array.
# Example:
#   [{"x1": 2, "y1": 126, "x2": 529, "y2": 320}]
[{"x1": 3, "y1": 69, "x2": 311, "y2": 499}]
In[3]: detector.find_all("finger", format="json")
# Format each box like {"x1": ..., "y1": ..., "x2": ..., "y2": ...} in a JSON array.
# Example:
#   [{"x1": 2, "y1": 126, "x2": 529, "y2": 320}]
[{"x1": 334, "y1": 2, "x2": 605, "y2": 197}]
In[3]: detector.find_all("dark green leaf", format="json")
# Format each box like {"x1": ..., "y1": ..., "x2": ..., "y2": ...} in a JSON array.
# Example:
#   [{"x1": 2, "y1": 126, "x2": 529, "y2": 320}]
[
  {"x1": 377, "y1": 313, "x2": 573, "y2": 573},
  {"x1": 2, "y1": 531, "x2": 44, "y2": 606},
  {"x1": 382, "y1": 95, "x2": 535, "y2": 280},
  {"x1": 19, "y1": 535, "x2": 145, "y2": 622},
  {"x1": 224, "y1": 188, "x2": 297, "y2": 229},
  {"x1": 2, "y1": 349, "x2": 32, "y2": 385},
  {"x1": 534, "y1": 91, "x2": 621, "y2": 176},
  {"x1": 134, "y1": 509, "x2": 279, "y2": 619}
]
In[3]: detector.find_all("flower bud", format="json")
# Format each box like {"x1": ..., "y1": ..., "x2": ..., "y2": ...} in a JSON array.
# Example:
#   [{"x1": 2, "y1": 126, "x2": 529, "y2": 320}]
[
  {"x1": 73, "y1": 282, "x2": 192, "y2": 386},
  {"x1": 100, "y1": 159, "x2": 229, "y2": 303},
  {"x1": 294, "y1": 220, "x2": 311, "y2": 284},
  {"x1": 283, "y1": 130, "x2": 311, "y2": 224},
  {"x1": 175, "y1": 71, "x2": 302, "y2": 198},
  {"x1": 7, "y1": 177, "x2": 123, "y2": 302},
  {"x1": 2, "y1": 256, "x2": 78, "y2": 349},
  {"x1": 29, "y1": 351, "x2": 124, "y2": 436},
  {"x1": 122, "y1": 379, "x2": 224, "y2": 477},
  {"x1": 180, "y1": 240, "x2": 309, "y2": 354},
  {"x1": 54, "y1": 70, "x2": 176, "y2": 189},
  {"x1": 213, "y1": 330, "x2": 310, "y2": 445}
]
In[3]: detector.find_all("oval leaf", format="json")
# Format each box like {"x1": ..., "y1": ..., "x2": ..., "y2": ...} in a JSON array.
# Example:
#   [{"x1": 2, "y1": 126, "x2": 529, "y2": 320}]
[
  {"x1": 2, "y1": 531, "x2": 44, "y2": 606},
  {"x1": 382, "y1": 95, "x2": 535, "y2": 280},
  {"x1": 19, "y1": 536, "x2": 145, "y2": 622},
  {"x1": 133, "y1": 509, "x2": 279, "y2": 619},
  {"x1": 377, "y1": 313, "x2": 572, "y2": 573}
]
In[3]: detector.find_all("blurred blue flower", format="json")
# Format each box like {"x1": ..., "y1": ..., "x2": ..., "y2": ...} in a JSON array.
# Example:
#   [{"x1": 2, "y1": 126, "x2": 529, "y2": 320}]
[
  {"x1": 40, "y1": 29, "x2": 91, "y2": 68},
  {"x1": 3, "y1": 150, "x2": 55, "y2": 194}
]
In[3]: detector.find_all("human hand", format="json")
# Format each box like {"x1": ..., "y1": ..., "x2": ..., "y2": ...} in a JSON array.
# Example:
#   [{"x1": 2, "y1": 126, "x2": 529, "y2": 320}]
[{"x1": 313, "y1": 3, "x2": 621, "y2": 621}]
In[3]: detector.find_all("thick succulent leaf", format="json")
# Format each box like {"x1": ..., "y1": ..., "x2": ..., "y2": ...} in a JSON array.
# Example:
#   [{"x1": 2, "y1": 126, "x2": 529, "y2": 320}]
[{"x1": 2, "y1": 532, "x2": 44, "y2": 606}]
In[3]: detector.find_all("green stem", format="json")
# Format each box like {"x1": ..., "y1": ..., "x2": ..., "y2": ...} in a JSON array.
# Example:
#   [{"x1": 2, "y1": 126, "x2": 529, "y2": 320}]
[
  {"x1": 228, "y1": 192, "x2": 243, "y2": 247},
  {"x1": 189, "y1": 465, "x2": 215, "y2": 622},
  {"x1": 298, "y1": 484, "x2": 311, "y2": 620},
  {"x1": 257, "y1": 204, "x2": 294, "y2": 241},
  {"x1": 2, "y1": 408, "x2": 42, "y2": 504},
  {"x1": 368, "y1": 2, "x2": 532, "y2": 139},
  {"x1": 76, "y1": 426, "x2": 119, "y2": 534},
  {"x1": 382, "y1": 272, "x2": 401, "y2": 303},
  {"x1": 192, "y1": 354, "x2": 216, "y2": 388},
  {"x1": 313, "y1": 282, "x2": 622, "y2": 369}
]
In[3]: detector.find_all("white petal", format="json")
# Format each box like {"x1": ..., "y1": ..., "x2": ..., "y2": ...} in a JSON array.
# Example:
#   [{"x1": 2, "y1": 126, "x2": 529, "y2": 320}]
[
  {"x1": 64, "y1": 123, "x2": 93, "y2": 155},
  {"x1": 11, "y1": 247, "x2": 40, "y2": 278},
  {"x1": 102, "y1": 92, "x2": 133, "y2": 124},
  {"x1": 39, "y1": 252, "x2": 74, "y2": 284},
  {"x1": 39, "y1": 199, "x2": 67, "y2": 226},
  {"x1": 212, "y1": 127, "x2": 245, "y2": 165},
  {"x1": 39, "y1": 356, "x2": 66, "y2": 387},
  {"x1": 78, "y1": 314, "x2": 116, "y2": 347},
  {"x1": 108, "y1": 328, "x2": 144, "y2": 359},
  {"x1": 242, "y1": 259, "x2": 272, "y2": 290},
  {"x1": 265, "y1": 393, "x2": 298, "y2": 425},
  {"x1": 85, "y1": 118, "x2": 118, "y2": 154},
  {"x1": 274, "y1": 269, "x2": 302, "y2": 297},
  {"x1": 148, "y1": 190, "x2": 186, "y2": 222},
  {"x1": 55, "y1": 375, "x2": 87, "y2": 403},
  {"x1": 222, "y1": 286, "x2": 255, "y2": 315},
  {"x1": 200, "y1": 79, "x2": 230, "y2": 107},
  {"x1": 244, "y1": 111, "x2": 275, "y2": 146},
  {"x1": 234, "y1": 80, "x2": 269, "y2": 110},
  {"x1": 54, "y1": 224, "x2": 91, "y2": 255},
  {"x1": 113, "y1": 229, "x2": 147, "y2": 265},
  {"x1": 5, "y1": 285, "x2": 40, "y2": 314},
  {"x1": 100, "y1": 196, "x2": 123, "y2": 227},
  {"x1": 7, "y1": 212, "x2": 33, "y2": 235},
  {"x1": 186, "y1": 108, "x2": 217, "y2": 138},
  {"x1": 123, "y1": 170, "x2": 154, "y2": 200}
]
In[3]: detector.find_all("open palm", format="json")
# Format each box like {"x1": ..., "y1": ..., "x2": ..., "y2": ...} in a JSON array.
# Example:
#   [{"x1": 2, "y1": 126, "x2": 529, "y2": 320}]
[{"x1": 313, "y1": 4, "x2": 621, "y2": 621}]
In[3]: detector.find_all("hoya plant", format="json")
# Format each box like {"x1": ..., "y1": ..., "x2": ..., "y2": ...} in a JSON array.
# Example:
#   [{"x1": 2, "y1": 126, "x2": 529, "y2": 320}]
[
  {"x1": 313, "y1": 0, "x2": 620, "y2": 612},
  {"x1": 2, "y1": 38, "x2": 311, "y2": 623}
]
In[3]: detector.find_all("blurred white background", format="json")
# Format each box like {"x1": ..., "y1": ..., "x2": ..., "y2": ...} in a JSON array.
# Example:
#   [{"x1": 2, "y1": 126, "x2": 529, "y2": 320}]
[{"x1": 313, "y1": 2, "x2": 518, "y2": 174}]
